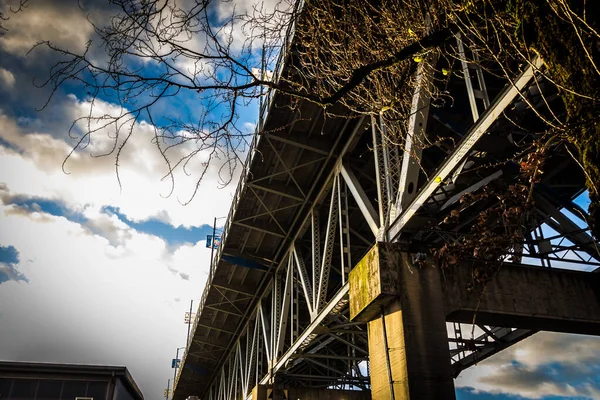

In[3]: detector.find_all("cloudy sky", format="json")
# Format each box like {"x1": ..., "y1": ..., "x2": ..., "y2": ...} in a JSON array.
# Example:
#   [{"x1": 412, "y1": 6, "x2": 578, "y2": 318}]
[{"x1": 0, "y1": 1, "x2": 599, "y2": 399}]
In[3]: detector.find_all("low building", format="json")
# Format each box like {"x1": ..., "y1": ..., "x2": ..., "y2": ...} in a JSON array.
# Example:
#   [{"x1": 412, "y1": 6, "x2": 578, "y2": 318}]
[{"x1": 0, "y1": 361, "x2": 143, "y2": 400}]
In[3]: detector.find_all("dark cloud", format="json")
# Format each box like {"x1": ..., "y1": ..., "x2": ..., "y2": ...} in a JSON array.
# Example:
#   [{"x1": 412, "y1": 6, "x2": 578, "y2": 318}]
[
  {"x1": 0, "y1": 0, "x2": 111, "y2": 135},
  {"x1": 179, "y1": 272, "x2": 190, "y2": 281}
]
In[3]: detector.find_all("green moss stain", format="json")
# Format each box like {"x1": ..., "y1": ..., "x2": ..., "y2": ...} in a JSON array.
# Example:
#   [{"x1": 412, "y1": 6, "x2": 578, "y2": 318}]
[{"x1": 349, "y1": 244, "x2": 380, "y2": 320}]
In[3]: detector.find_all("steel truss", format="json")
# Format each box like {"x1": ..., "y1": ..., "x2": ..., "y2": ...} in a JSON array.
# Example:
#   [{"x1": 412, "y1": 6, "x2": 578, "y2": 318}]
[{"x1": 175, "y1": 32, "x2": 600, "y2": 399}]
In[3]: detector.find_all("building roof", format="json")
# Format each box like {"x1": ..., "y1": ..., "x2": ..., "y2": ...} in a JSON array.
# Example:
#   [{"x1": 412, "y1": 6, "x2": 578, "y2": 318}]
[{"x1": 0, "y1": 361, "x2": 144, "y2": 400}]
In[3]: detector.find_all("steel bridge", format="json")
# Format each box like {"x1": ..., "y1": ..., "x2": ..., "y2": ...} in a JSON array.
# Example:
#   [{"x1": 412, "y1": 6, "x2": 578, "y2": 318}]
[{"x1": 172, "y1": 5, "x2": 600, "y2": 400}]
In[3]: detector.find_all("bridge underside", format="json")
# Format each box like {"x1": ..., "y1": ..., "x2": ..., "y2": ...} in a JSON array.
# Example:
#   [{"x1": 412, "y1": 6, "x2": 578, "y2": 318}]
[{"x1": 173, "y1": 13, "x2": 600, "y2": 400}]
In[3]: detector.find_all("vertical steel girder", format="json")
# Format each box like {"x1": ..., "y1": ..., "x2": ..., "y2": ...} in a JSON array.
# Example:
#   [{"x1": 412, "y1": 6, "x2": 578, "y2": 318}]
[
  {"x1": 338, "y1": 179, "x2": 352, "y2": 283},
  {"x1": 275, "y1": 259, "x2": 293, "y2": 361},
  {"x1": 395, "y1": 57, "x2": 436, "y2": 215},
  {"x1": 371, "y1": 117, "x2": 388, "y2": 231},
  {"x1": 456, "y1": 33, "x2": 491, "y2": 122},
  {"x1": 317, "y1": 175, "x2": 339, "y2": 311},
  {"x1": 311, "y1": 210, "x2": 321, "y2": 314}
]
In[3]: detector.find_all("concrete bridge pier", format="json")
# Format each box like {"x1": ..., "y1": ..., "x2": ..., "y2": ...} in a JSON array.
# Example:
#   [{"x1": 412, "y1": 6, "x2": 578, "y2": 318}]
[{"x1": 349, "y1": 244, "x2": 455, "y2": 400}]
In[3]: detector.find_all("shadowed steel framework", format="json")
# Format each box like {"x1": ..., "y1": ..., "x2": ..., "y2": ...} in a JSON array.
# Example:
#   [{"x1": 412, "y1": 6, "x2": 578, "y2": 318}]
[{"x1": 172, "y1": 2, "x2": 600, "y2": 399}]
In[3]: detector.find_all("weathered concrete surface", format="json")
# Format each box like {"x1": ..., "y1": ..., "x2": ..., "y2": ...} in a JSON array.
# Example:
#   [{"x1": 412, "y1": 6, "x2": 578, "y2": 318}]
[
  {"x1": 367, "y1": 301, "x2": 409, "y2": 400},
  {"x1": 444, "y1": 262, "x2": 600, "y2": 335},
  {"x1": 251, "y1": 385, "x2": 370, "y2": 400},
  {"x1": 354, "y1": 244, "x2": 456, "y2": 400},
  {"x1": 349, "y1": 244, "x2": 400, "y2": 322}
]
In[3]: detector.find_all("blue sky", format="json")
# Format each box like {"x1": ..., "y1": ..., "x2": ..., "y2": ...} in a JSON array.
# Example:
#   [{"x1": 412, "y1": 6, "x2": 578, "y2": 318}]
[
  {"x1": 0, "y1": 1, "x2": 599, "y2": 399},
  {"x1": 0, "y1": 244, "x2": 26, "y2": 284}
]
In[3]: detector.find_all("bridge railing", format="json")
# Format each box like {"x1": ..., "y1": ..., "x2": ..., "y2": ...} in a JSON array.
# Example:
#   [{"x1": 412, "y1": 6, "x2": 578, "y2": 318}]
[{"x1": 176, "y1": 0, "x2": 305, "y2": 390}]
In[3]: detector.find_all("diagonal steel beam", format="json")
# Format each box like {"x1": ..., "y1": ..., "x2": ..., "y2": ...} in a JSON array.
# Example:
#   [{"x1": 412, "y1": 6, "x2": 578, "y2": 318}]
[
  {"x1": 266, "y1": 137, "x2": 307, "y2": 198},
  {"x1": 198, "y1": 323, "x2": 236, "y2": 335},
  {"x1": 247, "y1": 182, "x2": 305, "y2": 202},
  {"x1": 293, "y1": 247, "x2": 315, "y2": 319},
  {"x1": 258, "y1": 301, "x2": 272, "y2": 363},
  {"x1": 248, "y1": 186, "x2": 287, "y2": 234},
  {"x1": 236, "y1": 203, "x2": 301, "y2": 223},
  {"x1": 212, "y1": 284, "x2": 256, "y2": 297},
  {"x1": 205, "y1": 304, "x2": 244, "y2": 318},
  {"x1": 340, "y1": 162, "x2": 379, "y2": 236},
  {"x1": 534, "y1": 192, "x2": 600, "y2": 261},
  {"x1": 248, "y1": 157, "x2": 326, "y2": 185},
  {"x1": 389, "y1": 57, "x2": 543, "y2": 241},
  {"x1": 260, "y1": 283, "x2": 350, "y2": 384},
  {"x1": 233, "y1": 221, "x2": 286, "y2": 238},
  {"x1": 264, "y1": 133, "x2": 330, "y2": 155}
]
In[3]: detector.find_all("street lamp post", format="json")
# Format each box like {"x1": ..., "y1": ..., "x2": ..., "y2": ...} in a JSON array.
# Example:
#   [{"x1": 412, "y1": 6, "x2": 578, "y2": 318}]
[
  {"x1": 186, "y1": 299, "x2": 193, "y2": 347},
  {"x1": 164, "y1": 379, "x2": 170, "y2": 400},
  {"x1": 173, "y1": 346, "x2": 186, "y2": 393},
  {"x1": 209, "y1": 217, "x2": 217, "y2": 282},
  {"x1": 208, "y1": 216, "x2": 226, "y2": 282}
]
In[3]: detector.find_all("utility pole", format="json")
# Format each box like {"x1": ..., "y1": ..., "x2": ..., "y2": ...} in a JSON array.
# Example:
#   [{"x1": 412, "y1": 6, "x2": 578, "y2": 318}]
[
  {"x1": 173, "y1": 346, "x2": 185, "y2": 389},
  {"x1": 209, "y1": 216, "x2": 217, "y2": 282},
  {"x1": 186, "y1": 300, "x2": 193, "y2": 346},
  {"x1": 164, "y1": 379, "x2": 170, "y2": 400}
]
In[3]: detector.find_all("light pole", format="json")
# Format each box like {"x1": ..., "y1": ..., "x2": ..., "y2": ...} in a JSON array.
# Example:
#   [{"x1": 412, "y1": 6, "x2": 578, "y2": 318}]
[
  {"x1": 208, "y1": 216, "x2": 226, "y2": 283},
  {"x1": 186, "y1": 299, "x2": 193, "y2": 347},
  {"x1": 164, "y1": 379, "x2": 170, "y2": 400},
  {"x1": 172, "y1": 346, "x2": 186, "y2": 393},
  {"x1": 184, "y1": 298, "x2": 203, "y2": 347}
]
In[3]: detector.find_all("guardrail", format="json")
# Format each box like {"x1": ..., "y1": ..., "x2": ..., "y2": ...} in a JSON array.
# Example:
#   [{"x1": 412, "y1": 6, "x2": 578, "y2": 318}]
[{"x1": 175, "y1": 0, "x2": 305, "y2": 393}]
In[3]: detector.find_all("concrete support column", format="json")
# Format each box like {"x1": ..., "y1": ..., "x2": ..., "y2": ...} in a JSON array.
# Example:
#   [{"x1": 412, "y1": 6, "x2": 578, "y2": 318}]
[{"x1": 350, "y1": 244, "x2": 455, "y2": 400}]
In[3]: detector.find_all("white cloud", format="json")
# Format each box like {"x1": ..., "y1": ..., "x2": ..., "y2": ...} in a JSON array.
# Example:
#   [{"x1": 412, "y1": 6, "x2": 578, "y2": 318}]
[
  {"x1": 0, "y1": 203, "x2": 212, "y2": 398},
  {"x1": 81, "y1": 204, "x2": 133, "y2": 247},
  {"x1": 0, "y1": 67, "x2": 15, "y2": 87},
  {"x1": 0, "y1": 102, "x2": 237, "y2": 228}
]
